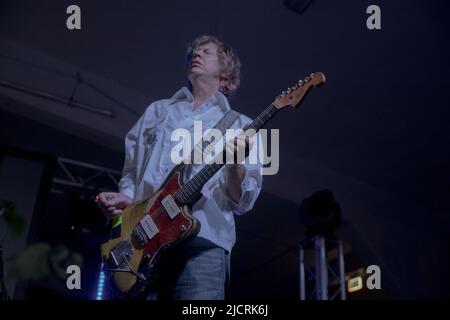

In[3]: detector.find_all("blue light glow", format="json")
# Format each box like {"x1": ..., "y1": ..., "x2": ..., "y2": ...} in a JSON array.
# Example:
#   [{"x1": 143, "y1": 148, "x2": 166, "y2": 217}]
[{"x1": 95, "y1": 263, "x2": 106, "y2": 300}]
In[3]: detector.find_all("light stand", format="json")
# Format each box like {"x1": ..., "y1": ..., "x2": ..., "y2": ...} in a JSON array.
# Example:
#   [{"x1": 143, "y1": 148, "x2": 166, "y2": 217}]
[{"x1": 298, "y1": 190, "x2": 346, "y2": 300}]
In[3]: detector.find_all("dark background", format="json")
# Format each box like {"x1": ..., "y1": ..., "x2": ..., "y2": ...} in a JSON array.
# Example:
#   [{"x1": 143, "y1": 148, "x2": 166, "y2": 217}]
[{"x1": 0, "y1": 0, "x2": 449, "y2": 299}]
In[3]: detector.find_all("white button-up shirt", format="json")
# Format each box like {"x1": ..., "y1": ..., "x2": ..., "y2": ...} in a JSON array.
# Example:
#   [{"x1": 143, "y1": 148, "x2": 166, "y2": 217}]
[{"x1": 118, "y1": 87, "x2": 263, "y2": 252}]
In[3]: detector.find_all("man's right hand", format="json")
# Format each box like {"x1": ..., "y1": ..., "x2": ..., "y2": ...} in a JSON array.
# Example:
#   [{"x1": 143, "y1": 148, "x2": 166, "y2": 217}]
[{"x1": 97, "y1": 192, "x2": 132, "y2": 219}]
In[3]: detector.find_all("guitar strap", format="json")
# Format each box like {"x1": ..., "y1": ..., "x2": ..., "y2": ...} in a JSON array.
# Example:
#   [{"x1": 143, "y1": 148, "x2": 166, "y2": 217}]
[{"x1": 211, "y1": 109, "x2": 241, "y2": 134}]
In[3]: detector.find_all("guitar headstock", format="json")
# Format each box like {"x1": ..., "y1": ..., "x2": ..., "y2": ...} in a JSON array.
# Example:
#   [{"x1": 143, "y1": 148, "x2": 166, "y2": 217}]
[{"x1": 274, "y1": 72, "x2": 326, "y2": 109}]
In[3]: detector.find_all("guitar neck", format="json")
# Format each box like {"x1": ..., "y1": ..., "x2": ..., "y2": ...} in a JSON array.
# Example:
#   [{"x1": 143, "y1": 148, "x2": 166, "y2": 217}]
[{"x1": 175, "y1": 103, "x2": 280, "y2": 205}]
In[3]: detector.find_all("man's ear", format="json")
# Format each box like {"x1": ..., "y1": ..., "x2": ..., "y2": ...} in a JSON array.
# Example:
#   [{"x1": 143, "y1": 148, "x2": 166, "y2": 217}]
[{"x1": 219, "y1": 76, "x2": 236, "y2": 96}]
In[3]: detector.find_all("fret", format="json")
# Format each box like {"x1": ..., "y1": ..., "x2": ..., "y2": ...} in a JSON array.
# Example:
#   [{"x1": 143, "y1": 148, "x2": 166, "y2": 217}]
[
  {"x1": 176, "y1": 191, "x2": 187, "y2": 203},
  {"x1": 189, "y1": 179, "x2": 199, "y2": 190},
  {"x1": 185, "y1": 181, "x2": 195, "y2": 194}
]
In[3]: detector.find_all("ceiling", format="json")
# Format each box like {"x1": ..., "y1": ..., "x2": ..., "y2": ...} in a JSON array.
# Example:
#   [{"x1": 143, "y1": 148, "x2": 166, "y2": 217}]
[{"x1": 1, "y1": 0, "x2": 449, "y2": 213}]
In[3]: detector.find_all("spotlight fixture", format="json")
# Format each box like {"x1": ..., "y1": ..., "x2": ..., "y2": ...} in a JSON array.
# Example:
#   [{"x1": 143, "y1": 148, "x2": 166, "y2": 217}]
[{"x1": 299, "y1": 189, "x2": 342, "y2": 236}]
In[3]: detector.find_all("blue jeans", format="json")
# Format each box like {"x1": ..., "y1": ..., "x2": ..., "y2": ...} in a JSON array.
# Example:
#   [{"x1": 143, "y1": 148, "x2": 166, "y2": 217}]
[{"x1": 146, "y1": 236, "x2": 230, "y2": 300}]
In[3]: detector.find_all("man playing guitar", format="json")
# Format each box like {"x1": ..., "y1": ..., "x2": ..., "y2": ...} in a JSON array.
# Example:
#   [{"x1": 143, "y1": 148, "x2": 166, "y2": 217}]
[{"x1": 97, "y1": 35, "x2": 263, "y2": 300}]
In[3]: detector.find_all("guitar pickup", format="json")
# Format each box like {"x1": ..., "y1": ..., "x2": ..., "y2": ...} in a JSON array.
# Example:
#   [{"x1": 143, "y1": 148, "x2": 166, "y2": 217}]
[
  {"x1": 140, "y1": 215, "x2": 159, "y2": 240},
  {"x1": 161, "y1": 195, "x2": 181, "y2": 219}
]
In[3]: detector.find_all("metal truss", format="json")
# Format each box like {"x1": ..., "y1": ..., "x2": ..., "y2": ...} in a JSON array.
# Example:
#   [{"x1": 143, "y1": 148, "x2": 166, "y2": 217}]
[
  {"x1": 298, "y1": 235, "x2": 347, "y2": 300},
  {"x1": 51, "y1": 157, "x2": 122, "y2": 194}
]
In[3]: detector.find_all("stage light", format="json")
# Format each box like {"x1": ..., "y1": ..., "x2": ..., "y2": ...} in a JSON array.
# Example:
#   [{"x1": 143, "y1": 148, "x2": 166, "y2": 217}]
[{"x1": 298, "y1": 189, "x2": 342, "y2": 236}]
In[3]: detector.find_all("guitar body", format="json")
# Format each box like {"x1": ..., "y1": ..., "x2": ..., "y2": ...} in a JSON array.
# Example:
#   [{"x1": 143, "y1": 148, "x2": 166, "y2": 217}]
[{"x1": 100, "y1": 165, "x2": 200, "y2": 299}]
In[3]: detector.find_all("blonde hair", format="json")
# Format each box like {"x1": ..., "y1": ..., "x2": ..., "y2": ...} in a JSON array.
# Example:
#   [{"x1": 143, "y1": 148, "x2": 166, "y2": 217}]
[{"x1": 186, "y1": 35, "x2": 242, "y2": 96}]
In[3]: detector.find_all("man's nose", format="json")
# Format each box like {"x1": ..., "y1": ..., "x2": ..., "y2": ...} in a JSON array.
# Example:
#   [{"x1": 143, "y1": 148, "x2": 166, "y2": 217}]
[{"x1": 193, "y1": 51, "x2": 203, "y2": 59}]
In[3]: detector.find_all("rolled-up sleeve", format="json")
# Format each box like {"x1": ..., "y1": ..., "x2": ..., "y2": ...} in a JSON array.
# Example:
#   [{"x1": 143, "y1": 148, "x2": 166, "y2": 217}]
[{"x1": 218, "y1": 162, "x2": 263, "y2": 215}]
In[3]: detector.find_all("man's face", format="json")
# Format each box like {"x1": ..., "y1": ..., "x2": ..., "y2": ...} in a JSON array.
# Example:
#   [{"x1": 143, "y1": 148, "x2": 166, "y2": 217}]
[{"x1": 188, "y1": 42, "x2": 222, "y2": 81}]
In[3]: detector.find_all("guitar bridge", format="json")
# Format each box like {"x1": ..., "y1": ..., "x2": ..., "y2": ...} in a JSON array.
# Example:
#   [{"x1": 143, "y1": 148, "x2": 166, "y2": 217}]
[
  {"x1": 104, "y1": 240, "x2": 147, "y2": 281},
  {"x1": 106, "y1": 240, "x2": 133, "y2": 269}
]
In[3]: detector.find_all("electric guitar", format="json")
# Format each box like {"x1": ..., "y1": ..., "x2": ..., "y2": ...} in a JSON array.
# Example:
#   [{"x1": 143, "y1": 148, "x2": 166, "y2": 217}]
[{"x1": 100, "y1": 72, "x2": 326, "y2": 299}]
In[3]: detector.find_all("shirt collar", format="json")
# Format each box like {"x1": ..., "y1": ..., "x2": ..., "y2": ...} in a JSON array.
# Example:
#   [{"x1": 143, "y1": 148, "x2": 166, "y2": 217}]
[{"x1": 168, "y1": 86, "x2": 231, "y2": 113}]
